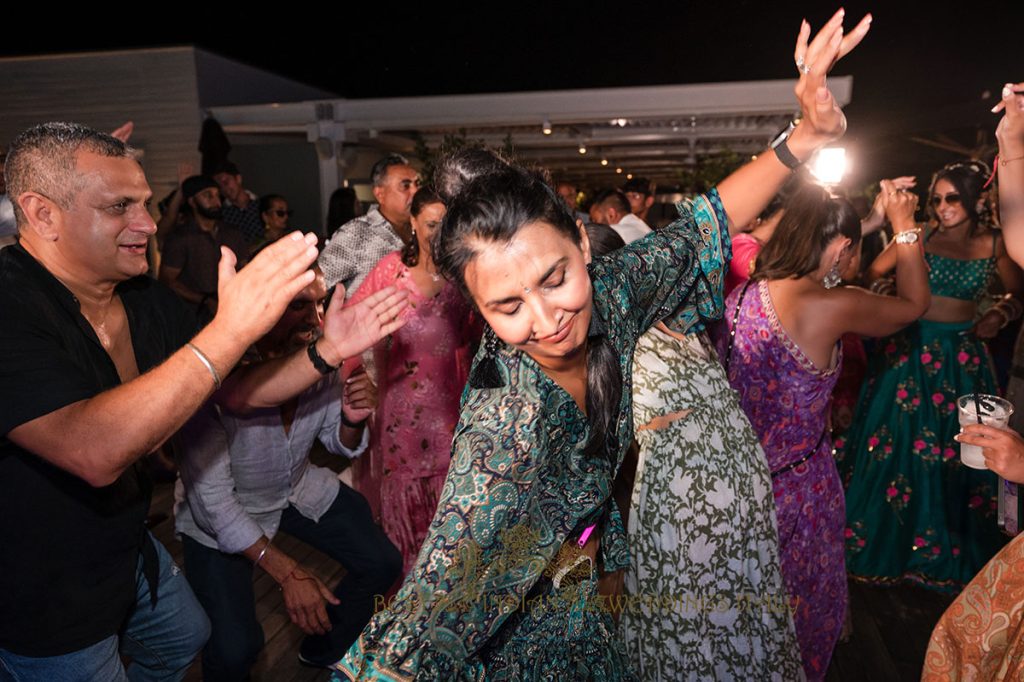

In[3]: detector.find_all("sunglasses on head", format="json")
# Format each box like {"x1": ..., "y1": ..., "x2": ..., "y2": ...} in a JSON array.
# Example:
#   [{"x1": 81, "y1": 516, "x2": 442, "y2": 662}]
[
  {"x1": 930, "y1": 193, "x2": 961, "y2": 207},
  {"x1": 272, "y1": 209, "x2": 293, "y2": 217}
]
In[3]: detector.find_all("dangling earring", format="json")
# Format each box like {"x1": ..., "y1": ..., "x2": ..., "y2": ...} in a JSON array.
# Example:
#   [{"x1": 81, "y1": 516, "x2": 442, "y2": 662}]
[
  {"x1": 823, "y1": 262, "x2": 842, "y2": 289},
  {"x1": 468, "y1": 328, "x2": 503, "y2": 388}
]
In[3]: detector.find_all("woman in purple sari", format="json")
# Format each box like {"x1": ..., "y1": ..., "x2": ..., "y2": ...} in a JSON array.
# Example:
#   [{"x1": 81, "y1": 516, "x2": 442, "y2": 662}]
[{"x1": 714, "y1": 183, "x2": 930, "y2": 680}]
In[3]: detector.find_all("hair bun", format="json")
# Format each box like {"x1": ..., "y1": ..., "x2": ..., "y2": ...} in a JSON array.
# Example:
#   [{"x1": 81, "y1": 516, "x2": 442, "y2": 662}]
[{"x1": 434, "y1": 148, "x2": 512, "y2": 202}]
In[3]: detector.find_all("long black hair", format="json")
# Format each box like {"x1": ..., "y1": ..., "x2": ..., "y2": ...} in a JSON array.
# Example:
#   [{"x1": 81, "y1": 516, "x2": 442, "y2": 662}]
[
  {"x1": 928, "y1": 160, "x2": 991, "y2": 238},
  {"x1": 401, "y1": 186, "x2": 444, "y2": 267},
  {"x1": 434, "y1": 149, "x2": 623, "y2": 464}
]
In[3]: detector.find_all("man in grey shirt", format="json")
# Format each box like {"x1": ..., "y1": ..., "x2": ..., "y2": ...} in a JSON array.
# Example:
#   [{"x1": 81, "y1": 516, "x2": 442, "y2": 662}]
[
  {"x1": 175, "y1": 269, "x2": 402, "y2": 676},
  {"x1": 318, "y1": 154, "x2": 420, "y2": 298}
]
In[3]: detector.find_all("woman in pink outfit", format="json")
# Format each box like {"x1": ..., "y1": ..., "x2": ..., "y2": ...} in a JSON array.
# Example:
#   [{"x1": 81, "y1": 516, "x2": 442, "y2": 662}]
[{"x1": 346, "y1": 187, "x2": 480, "y2": 574}]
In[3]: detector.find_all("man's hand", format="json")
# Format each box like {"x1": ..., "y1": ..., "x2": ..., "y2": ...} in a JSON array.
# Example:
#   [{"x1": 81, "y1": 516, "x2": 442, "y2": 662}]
[
  {"x1": 281, "y1": 566, "x2": 341, "y2": 636},
  {"x1": 343, "y1": 366, "x2": 378, "y2": 425},
  {"x1": 957, "y1": 424, "x2": 1024, "y2": 484},
  {"x1": 318, "y1": 285, "x2": 410, "y2": 366},
  {"x1": 209, "y1": 232, "x2": 319, "y2": 347}
]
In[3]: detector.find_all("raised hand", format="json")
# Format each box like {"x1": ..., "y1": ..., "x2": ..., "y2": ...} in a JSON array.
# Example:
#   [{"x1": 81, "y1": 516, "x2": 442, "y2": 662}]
[
  {"x1": 995, "y1": 82, "x2": 1024, "y2": 155},
  {"x1": 211, "y1": 232, "x2": 320, "y2": 345},
  {"x1": 320, "y1": 286, "x2": 410, "y2": 366},
  {"x1": 880, "y1": 179, "x2": 919, "y2": 228},
  {"x1": 792, "y1": 10, "x2": 872, "y2": 149}
]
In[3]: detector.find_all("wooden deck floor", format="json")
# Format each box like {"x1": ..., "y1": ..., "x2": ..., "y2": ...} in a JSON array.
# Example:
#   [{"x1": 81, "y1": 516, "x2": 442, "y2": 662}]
[{"x1": 149, "y1": 476, "x2": 955, "y2": 681}]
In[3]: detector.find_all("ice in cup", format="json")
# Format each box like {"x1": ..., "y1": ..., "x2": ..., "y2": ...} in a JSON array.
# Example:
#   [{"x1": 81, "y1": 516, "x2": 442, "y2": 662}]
[{"x1": 957, "y1": 394, "x2": 1014, "y2": 470}]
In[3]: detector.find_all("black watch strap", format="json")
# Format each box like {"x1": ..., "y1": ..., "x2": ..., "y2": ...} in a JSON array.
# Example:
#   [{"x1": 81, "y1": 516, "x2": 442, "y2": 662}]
[
  {"x1": 306, "y1": 340, "x2": 338, "y2": 375},
  {"x1": 772, "y1": 138, "x2": 803, "y2": 170}
]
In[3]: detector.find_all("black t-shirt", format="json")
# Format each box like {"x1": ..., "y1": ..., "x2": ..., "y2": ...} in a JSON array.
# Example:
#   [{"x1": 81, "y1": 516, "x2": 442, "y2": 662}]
[{"x1": 0, "y1": 245, "x2": 195, "y2": 656}]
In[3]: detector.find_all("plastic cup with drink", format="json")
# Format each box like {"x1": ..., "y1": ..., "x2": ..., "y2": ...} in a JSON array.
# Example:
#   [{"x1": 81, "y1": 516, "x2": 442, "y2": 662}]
[{"x1": 957, "y1": 394, "x2": 1014, "y2": 469}]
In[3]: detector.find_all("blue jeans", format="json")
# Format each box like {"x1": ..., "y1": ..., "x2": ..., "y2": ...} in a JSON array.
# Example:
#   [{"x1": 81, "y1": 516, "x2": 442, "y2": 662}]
[
  {"x1": 0, "y1": 533, "x2": 210, "y2": 682},
  {"x1": 182, "y1": 483, "x2": 402, "y2": 681}
]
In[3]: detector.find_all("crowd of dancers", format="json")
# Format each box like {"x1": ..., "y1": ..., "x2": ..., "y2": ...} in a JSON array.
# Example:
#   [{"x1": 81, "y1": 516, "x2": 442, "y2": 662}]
[{"x1": 7, "y1": 8, "x2": 1024, "y2": 682}]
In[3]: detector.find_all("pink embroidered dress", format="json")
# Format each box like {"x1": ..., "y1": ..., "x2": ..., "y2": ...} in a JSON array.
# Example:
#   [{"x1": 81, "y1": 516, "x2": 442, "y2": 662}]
[{"x1": 345, "y1": 251, "x2": 479, "y2": 573}]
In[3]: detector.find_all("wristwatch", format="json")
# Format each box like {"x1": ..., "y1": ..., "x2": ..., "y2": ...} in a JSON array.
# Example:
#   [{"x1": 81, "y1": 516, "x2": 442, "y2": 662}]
[
  {"x1": 770, "y1": 121, "x2": 803, "y2": 170},
  {"x1": 893, "y1": 229, "x2": 921, "y2": 245},
  {"x1": 306, "y1": 340, "x2": 338, "y2": 375}
]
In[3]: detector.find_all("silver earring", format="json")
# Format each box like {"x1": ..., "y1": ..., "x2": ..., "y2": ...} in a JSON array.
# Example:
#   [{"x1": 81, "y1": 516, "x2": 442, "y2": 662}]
[{"x1": 823, "y1": 263, "x2": 842, "y2": 289}]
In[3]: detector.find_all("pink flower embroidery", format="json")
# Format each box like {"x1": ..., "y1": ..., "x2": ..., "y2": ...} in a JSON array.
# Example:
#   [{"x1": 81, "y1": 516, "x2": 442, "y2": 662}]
[
  {"x1": 969, "y1": 496, "x2": 983, "y2": 509},
  {"x1": 914, "y1": 536, "x2": 927, "y2": 547},
  {"x1": 886, "y1": 486, "x2": 899, "y2": 498},
  {"x1": 932, "y1": 546, "x2": 941, "y2": 555},
  {"x1": 943, "y1": 447, "x2": 956, "y2": 460},
  {"x1": 902, "y1": 493, "x2": 910, "y2": 502},
  {"x1": 958, "y1": 351, "x2": 970, "y2": 364},
  {"x1": 948, "y1": 403, "x2": 957, "y2": 412},
  {"x1": 931, "y1": 446, "x2": 941, "y2": 455},
  {"x1": 896, "y1": 388, "x2": 909, "y2": 400},
  {"x1": 913, "y1": 439, "x2": 927, "y2": 451},
  {"x1": 932, "y1": 392, "x2": 945, "y2": 405},
  {"x1": 899, "y1": 354, "x2": 909, "y2": 363},
  {"x1": 952, "y1": 547, "x2": 961, "y2": 557},
  {"x1": 884, "y1": 445, "x2": 893, "y2": 454},
  {"x1": 912, "y1": 397, "x2": 921, "y2": 406},
  {"x1": 934, "y1": 362, "x2": 942, "y2": 369},
  {"x1": 868, "y1": 436, "x2": 880, "y2": 449},
  {"x1": 885, "y1": 342, "x2": 897, "y2": 354},
  {"x1": 856, "y1": 539, "x2": 865, "y2": 547},
  {"x1": 844, "y1": 528, "x2": 854, "y2": 539},
  {"x1": 973, "y1": 357, "x2": 981, "y2": 365},
  {"x1": 920, "y1": 352, "x2": 933, "y2": 364}
]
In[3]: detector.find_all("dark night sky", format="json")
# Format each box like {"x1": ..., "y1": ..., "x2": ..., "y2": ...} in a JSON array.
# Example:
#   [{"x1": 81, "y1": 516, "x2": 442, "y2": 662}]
[{"x1": 5, "y1": 1, "x2": 1023, "y2": 185}]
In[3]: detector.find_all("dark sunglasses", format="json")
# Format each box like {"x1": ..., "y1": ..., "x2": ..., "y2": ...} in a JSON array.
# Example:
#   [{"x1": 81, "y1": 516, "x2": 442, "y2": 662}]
[
  {"x1": 930, "y1": 193, "x2": 962, "y2": 207},
  {"x1": 271, "y1": 209, "x2": 293, "y2": 217}
]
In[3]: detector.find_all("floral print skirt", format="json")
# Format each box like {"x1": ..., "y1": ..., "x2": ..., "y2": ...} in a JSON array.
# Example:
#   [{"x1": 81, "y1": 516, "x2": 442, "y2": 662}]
[
  {"x1": 839, "y1": 319, "x2": 1008, "y2": 591},
  {"x1": 622, "y1": 329, "x2": 803, "y2": 681}
]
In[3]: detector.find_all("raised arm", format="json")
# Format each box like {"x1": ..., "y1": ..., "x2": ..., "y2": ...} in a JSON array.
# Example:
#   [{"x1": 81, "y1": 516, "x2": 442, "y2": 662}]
[
  {"x1": 7, "y1": 235, "x2": 320, "y2": 487},
  {"x1": 217, "y1": 282, "x2": 408, "y2": 414},
  {"x1": 717, "y1": 10, "x2": 872, "y2": 231},
  {"x1": 995, "y1": 82, "x2": 1024, "y2": 266},
  {"x1": 822, "y1": 183, "x2": 931, "y2": 338}
]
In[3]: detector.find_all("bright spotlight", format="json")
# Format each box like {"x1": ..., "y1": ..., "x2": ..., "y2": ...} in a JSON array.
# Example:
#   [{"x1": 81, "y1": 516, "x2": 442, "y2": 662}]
[{"x1": 810, "y1": 147, "x2": 847, "y2": 185}]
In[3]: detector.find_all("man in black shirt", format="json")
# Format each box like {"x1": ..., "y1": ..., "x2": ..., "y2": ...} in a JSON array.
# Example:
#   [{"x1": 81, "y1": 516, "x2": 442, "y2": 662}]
[{"x1": 0, "y1": 122, "x2": 405, "y2": 680}]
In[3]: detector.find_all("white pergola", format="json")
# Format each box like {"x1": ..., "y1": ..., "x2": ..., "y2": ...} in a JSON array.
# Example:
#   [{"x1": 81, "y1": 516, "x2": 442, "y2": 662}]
[{"x1": 210, "y1": 76, "x2": 852, "y2": 203}]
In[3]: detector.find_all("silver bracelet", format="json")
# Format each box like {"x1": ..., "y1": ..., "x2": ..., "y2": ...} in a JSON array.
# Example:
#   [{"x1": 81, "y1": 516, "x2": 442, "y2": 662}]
[
  {"x1": 254, "y1": 540, "x2": 271, "y2": 567},
  {"x1": 186, "y1": 342, "x2": 222, "y2": 389}
]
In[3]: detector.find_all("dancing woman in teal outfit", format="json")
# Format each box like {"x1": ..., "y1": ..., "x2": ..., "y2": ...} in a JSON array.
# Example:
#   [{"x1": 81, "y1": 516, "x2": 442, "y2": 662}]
[
  {"x1": 841, "y1": 161, "x2": 1024, "y2": 590},
  {"x1": 335, "y1": 12, "x2": 871, "y2": 680}
]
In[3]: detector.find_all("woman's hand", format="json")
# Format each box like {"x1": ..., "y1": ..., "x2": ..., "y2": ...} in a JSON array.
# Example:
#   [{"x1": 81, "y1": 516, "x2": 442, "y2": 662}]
[
  {"x1": 789, "y1": 10, "x2": 872, "y2": 155},
  {"x1": 880, "y1": 179, "x2": 919, "y2": 229},
  {"x1": 957, "y1": 424, "x2": 1024, "y2": 484},
  {"x1": 863, "y1": 177, "x2": 916, "y2": 235},
  {"x1": 995, "y1": 82, "x2": 1024, "y2": 156},
  {"x1": 343, "y1": 366, "x2": 378, "y2": 424}
]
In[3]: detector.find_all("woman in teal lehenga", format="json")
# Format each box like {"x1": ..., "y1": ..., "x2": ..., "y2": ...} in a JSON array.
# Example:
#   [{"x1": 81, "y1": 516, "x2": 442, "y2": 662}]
[{"x1": 840, "y1": 161, "x2": 1024, "y2": 590}]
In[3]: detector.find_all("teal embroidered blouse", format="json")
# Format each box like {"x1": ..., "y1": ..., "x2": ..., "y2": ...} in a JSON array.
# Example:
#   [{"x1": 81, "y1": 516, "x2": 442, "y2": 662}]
[{"x1": 336, "y1": 190, "x2": 731, "y2": 681}]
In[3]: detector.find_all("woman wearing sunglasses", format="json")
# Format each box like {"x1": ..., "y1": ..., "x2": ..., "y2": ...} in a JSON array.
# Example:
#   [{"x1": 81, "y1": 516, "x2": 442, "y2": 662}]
[
  {"x1": 841, "y1": 160, "x2": 1024, "y2": 592},
  {"x1": 260, "y1": 194, "x2": 293, "y2": 245}
]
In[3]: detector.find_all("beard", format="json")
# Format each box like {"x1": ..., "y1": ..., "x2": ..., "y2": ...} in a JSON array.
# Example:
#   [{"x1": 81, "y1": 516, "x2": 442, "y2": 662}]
[{"x1": 195, "y1": 204, "x2": 222, "y2": 220}]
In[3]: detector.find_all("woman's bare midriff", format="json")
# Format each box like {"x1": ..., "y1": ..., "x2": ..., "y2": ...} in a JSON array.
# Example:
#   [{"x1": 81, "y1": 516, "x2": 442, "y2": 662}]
[{"x1": 922, "y1": 295, "x2": 977, "y2": 324}]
